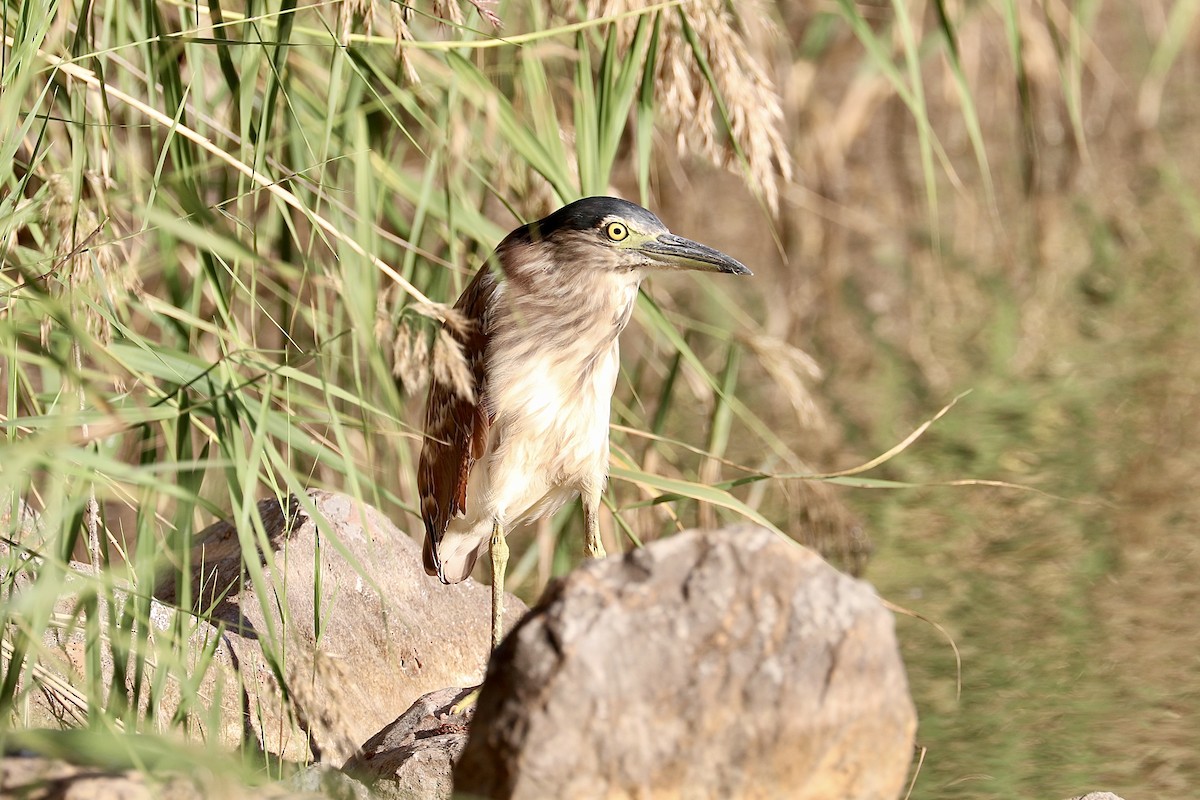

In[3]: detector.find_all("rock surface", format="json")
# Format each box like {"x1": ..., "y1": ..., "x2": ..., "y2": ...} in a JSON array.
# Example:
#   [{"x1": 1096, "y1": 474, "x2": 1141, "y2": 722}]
[
  {"x1": 0, "y1": 755, "x2": 335, "y2": 800},
  {"x1": 343, "y1": 685, "x2": 476, "y2": 799},
  {"x1": 286, "y1": 763, "x2": 374, "y2": 799},
  {"x1": 152, "y1": 490, "x2": 525, "y2": 764},
  {"x1": 0, "y1": 756, "x2": 195, "y2": 800},
  {"x1": 454, "y1": 526, "x2": 917, "y2": 800},
  {"x1": 9, "y1": 491, "x2": 524, "y2": 765}
]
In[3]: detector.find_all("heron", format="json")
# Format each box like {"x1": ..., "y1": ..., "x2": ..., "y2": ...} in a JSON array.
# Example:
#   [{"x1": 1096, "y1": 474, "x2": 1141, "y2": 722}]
[{"x1": 418, "y1": 196, "x2": 751, "y2": 650}]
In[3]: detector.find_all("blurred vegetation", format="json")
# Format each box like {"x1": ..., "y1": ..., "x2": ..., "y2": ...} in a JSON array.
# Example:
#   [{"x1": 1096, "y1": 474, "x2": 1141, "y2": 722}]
[{"x1": 2, "y1": 0, "x2": 1199, "y2": 797}]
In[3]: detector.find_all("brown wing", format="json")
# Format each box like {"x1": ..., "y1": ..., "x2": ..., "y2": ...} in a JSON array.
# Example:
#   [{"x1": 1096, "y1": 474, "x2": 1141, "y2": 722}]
[{"x1": 418, "y1": 264, "x2": 497, "y2": 580}]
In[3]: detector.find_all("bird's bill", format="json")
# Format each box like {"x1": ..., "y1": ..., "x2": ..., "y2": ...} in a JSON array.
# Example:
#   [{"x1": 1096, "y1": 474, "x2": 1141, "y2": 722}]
[{"x1": 638, "y1": 233, "x2": 752, "y2": 276}]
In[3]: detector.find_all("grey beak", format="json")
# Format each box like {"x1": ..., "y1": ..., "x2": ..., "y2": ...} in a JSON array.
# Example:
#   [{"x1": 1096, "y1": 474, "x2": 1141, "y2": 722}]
[{"x1": 639, "y1": 233, "x2": 752, "y2": 276}]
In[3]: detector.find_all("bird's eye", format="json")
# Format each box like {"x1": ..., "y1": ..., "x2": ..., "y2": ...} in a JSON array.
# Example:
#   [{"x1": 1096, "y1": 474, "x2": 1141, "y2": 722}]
[{"x1": 605, "y1": 221, "x2": 629, "y2": 241}]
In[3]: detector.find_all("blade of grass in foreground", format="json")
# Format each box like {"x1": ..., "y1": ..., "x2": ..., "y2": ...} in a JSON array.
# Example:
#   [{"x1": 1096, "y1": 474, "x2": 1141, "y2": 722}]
[{"x1": 610, "y1": 463, "x2": 784, "y2": 538}]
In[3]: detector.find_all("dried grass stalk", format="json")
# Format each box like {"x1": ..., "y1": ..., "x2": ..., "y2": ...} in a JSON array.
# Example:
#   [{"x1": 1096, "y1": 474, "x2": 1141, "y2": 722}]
[
  {"x1": 389, "y1": 4, "x2": 421, "y2": 84},
  {"x1": 582, "y1": 0, "x2": 794, "y2": 212},
  {"x1": 745, "y1": 333, "x2": 826, "y2": 432},
  {"x1": 42, "y1": 174, "x2": 139, "y2": 345}
]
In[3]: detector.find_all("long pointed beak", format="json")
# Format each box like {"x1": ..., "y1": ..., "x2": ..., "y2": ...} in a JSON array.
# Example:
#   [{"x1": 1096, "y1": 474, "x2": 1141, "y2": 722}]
[{"x1": 638, "y1": 233, "x2": 752, "y2": 276}]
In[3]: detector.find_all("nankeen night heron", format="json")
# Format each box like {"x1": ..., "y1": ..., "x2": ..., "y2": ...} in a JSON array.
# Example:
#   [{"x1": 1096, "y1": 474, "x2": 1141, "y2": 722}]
[{"x1": 419, "y1": 196, "x2": 750, "y2": 650}]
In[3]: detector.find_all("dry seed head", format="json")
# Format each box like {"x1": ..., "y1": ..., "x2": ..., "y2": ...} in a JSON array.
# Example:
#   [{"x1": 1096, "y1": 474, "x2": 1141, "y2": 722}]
[
  {"x1": 339, "y1": 0, "x2": 374, "y2": 45},
  {"x1": 439, "y1": 306, "x2": 475, "y2": 338},
  {"x1": 43, "y1": 175, "x2": 140, "y2": 344},
  {"x1": 284, "y1": 637, "x2": 361, "y2": 764},
  {"x1": 45, "y1": 175, "x2": 75, "y2": 233},
  {"x1": 491, "y1": 111, "x2": 565, "y2": 220},
  {"x1": 432, "y1": 0, "x2": 465, "y2": 26},
  {"x1": 452, "y1": 98, "x2": 561, "y2": 215},
  {"x1": 579, "y1": 0, "x2": 793, "y2": 212},
  {"x1": 374, "y1": 289, "x2": 395, "y2": 346},
  {"x1": 468, "y1": 0, "x2": 502, "y2": 28},
  {"x1": 788, "y1": 478, "x2": 871, "y2": 576},
  {"x1": 407, "y1": 299, "x2": 453, "y2": 325},
  {"x1": 389, "y1": 4, "x2": 421, "y2": 83},
  {"x1": 392, "y1": 319, "x2": 431, "y2": 394},
  {"x1": 745, "y1": 333, "x2": 826, "y2": 432},
  {"x1": 432, "y1": 327, "x2": 475, "y2": 403}
]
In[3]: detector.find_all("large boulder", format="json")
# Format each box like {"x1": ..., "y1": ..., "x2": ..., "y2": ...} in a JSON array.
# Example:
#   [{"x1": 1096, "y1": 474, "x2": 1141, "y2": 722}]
[
  {"x1": 0, "y1": 752, "x2": 370, "y2": 799},
  {"x1": 454, "y1": 526, "x2": 917, "y2": 799},
  {"x1": 0, "y1": 755, "x2": 220, "y2": 800},
  {"x1": 154, "y1": 490, "x2": 525, "y2": 763},
  {"x1": 8, "y1": 491, "x2": 524, "y2": 765}
]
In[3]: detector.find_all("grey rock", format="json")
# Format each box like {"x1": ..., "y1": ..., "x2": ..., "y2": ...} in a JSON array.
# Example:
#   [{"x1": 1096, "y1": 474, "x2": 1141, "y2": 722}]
[
  {"x1": 343, "y1": 686, "x2": 476, "y2": 800},
  {"x1": 8, "y1": 492, "x2": 524, "y2": 766},
  {"x1": 455, "y1": 526, "x2": 917, "y2": 800},
  {"x1": 0, "y1": 756, "x2": 186, "y2": 800},
  {"x1": 0, "y1": 755, "x2": 327, "y2": 800},
  {"x1": 287, "y1": 764, "x2": 373, "y2": 800},
  {"x1": 153, "y1": 490, "x2": 526, "y2": 764}
]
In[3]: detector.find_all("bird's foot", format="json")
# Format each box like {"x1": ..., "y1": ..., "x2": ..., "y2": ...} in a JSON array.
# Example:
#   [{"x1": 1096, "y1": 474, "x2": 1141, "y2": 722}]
[
  {"x1": 584, "y1": 526, "x2": 607, "y2": 559},
  {"x1": 449, "y1": 685, "x2": 482, "y2": 717},
  {"x1": 583, "y1": 497, "x2": 607, "y2": 559}
]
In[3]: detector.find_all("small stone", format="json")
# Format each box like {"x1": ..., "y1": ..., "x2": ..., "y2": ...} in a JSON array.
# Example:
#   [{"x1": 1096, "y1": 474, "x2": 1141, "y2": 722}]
[
  {"x1": 286, "y1": 764, "x2": 372, "y2": 800},
  {"x1": 344, "y1": 686, "x2": 478, "y2": 800}
]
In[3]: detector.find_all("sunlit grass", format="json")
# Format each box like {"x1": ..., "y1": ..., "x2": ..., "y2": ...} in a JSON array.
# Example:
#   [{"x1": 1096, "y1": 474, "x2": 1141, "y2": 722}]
[
  {"x1": 0, "y1": 0, "x2": 815, "y2": 773},
  {"x1": 4, "y1": 0, "x2": 1198, "y2": 795}
]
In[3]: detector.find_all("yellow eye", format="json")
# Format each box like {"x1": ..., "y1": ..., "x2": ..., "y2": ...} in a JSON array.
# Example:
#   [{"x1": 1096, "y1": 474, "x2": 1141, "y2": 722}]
[{"x1": 605, "y1": 221, "x2": 629, "y2": 241}]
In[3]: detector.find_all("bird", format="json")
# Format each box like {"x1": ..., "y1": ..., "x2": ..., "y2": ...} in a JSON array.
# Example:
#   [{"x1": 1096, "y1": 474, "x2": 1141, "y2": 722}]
[{"x1": 418, "y1": 196, "x2": 751, "y2": 650}]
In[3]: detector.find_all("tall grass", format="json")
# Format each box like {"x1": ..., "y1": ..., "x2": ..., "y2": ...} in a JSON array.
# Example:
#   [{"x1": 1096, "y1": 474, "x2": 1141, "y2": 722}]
[
  {"x1": 3, "y1": 0, "x2": 1195, "y2": 794},
  {"x1": 0, "y1": 0, "x2": 821, "y2": 772}
]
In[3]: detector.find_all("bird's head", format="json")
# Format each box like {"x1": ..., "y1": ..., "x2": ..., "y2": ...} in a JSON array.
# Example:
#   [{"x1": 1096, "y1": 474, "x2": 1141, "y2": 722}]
[{"x1": 502, "y1": 196, "x2": 751, "y2": 280}]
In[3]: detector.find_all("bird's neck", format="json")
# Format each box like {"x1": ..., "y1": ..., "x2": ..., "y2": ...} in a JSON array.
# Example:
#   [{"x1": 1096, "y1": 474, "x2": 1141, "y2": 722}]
[{"x1": 495, "y1": 242, "x2": 642, "y2": 340}]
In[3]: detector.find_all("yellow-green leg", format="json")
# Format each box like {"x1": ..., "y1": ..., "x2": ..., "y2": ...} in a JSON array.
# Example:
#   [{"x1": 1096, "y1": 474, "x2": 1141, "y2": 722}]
[
  {"x1": 490, "y1": 519, "x2": 508, "y2": 650},
  {"x1": 583, "y1": 490, "x2": 606, "y2": 559},
  {"x1": 450, "y1": 520, "x2": 507, "y2": 718}
]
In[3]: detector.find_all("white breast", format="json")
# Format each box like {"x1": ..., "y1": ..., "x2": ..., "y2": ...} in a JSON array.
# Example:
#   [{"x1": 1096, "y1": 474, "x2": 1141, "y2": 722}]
[{"x1": 480, "y1": 274, "x2": 638, "y2": 526}]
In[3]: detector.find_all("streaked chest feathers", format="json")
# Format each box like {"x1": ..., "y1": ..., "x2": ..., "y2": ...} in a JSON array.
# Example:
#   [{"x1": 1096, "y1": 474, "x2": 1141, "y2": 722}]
[{"x1": 480, "y1": 271, "x2": 640, "y2": 521}]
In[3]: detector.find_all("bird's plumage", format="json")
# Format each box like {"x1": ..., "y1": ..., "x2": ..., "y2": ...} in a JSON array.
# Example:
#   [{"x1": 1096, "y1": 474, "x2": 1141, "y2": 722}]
[
  {"x1": 418, "y1": 196, "x2": 748, "y2": 585},
  {"x1": 518, "y1": 195, "x2": 666, "y2": 241},
  {"x1": 418, "y1": 265, "x2": 496, "y2": 581}
]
